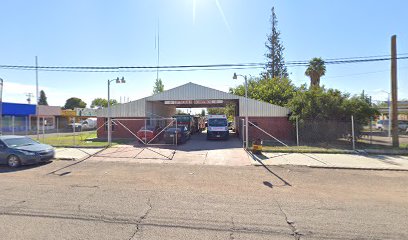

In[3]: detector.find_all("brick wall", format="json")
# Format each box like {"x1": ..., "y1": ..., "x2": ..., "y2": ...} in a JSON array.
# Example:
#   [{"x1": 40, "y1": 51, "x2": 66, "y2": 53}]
[
  {"x1": 236, "y1": 117, "x2": 294, "y2": 142},
  {"x1": 97, "y1": 117, "x2": 147, "y2": 139}
]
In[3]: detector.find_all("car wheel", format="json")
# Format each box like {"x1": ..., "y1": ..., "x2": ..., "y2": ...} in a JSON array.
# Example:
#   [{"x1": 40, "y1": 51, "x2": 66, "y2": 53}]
[{"x1": 7, "y1": 155, "x2": 21, "y2": 168}]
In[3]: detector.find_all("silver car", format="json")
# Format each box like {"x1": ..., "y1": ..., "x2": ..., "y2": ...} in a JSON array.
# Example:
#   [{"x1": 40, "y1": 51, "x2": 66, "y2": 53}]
[{"x1": 0, "y1": 136, "x2": 55, "y2": 167}]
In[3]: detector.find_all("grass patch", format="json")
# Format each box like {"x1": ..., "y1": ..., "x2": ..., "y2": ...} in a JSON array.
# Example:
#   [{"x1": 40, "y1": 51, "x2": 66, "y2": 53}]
[
  {"x1": 261, "y1": 145, "x2": 354, "y2": 154},
  {"x1": 38, "y1": 131, "x2": 131, "y2": 147}
]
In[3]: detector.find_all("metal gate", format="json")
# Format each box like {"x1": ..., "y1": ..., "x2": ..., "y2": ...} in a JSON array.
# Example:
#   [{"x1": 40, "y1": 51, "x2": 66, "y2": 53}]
[{"x1": 110, "y1": 117, "x2": 180, "y2": 160}]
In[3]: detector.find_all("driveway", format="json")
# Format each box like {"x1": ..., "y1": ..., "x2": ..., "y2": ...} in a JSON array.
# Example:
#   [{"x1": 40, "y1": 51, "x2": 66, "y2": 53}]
[{"x1": 89, "y1": 132, "x2": 251, "y2": 166}]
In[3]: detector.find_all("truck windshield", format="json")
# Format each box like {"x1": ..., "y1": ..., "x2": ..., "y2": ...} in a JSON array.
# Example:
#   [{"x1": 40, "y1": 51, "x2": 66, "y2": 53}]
[
  {"x1": 174, "y1": 116, "x2": 191, "y2": 123},
  {"x1": 208, "y1": 119, "x2": 227, "y2": 127}
]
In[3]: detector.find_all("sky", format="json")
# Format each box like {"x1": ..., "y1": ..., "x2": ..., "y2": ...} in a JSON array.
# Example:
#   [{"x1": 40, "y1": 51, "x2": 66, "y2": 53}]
[{"x1": 0, "y1": 0, "x2": 407, "y2": 108}]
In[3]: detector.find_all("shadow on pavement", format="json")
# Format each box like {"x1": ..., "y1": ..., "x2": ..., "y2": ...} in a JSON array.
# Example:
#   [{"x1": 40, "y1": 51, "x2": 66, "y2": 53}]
[
  {"x1": 0, "y1": 161, "x2": 52, "y2": 174},
  {"x1": 248, "y1": 151, "x2": 292, "y2": 187},
  {"x1": 132, "y1": 132, "x2": 242, "y2": 152}
]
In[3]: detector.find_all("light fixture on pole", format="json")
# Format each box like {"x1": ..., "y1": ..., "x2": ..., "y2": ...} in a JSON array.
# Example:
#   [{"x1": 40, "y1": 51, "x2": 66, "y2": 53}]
[
  {"x1": 107, "y1": 77, "x2": 126, "y2": 145},
  {"x1": 233, "y1": 73, "x2": 249, "y2": 149}
]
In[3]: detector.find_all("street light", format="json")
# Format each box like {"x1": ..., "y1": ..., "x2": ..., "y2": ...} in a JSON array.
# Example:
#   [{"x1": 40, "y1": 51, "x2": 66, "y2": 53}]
[
  {"x1": 380, "y1": 90, "x2": 391, "y2": 138},
  {"x1": 233, "y1": 73, "x2": 249, "y2": 149},
  {"x1": 107, "y1": 77, "x2": 126, "y2": 145}
]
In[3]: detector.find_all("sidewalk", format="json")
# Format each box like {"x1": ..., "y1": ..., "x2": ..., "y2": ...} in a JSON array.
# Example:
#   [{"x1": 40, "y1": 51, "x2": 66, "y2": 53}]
[
  {"x1": 250, "y1": 152, "x2": 408, "y2": 171},
  {"x1": 54, "y1": 148, "x2": 104, "y2": 161}
]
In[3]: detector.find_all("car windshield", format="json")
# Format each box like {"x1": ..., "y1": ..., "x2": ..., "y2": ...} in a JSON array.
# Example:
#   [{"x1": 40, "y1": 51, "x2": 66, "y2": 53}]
[
  {"x1": 3, "y1": 137, "x2": 38, "y2": 148},
  {"x1": 208, "y1": 118, "x2": 228, "y2": 127}
]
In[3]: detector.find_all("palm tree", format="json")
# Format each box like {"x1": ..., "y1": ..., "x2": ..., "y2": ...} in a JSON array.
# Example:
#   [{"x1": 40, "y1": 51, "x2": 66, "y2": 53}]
[{"x1": 305, "y1": 58, "x2": 326, "y2": 87}]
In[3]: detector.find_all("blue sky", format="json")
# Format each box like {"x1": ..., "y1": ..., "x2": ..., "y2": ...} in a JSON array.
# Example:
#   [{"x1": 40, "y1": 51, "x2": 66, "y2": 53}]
[{"x1": 0, "y1": 0, "x2": 407, "y2": 107}]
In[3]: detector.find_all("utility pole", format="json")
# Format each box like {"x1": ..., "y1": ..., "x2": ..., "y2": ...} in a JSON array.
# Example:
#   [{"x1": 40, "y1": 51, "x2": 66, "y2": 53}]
[
  {"x1": 391, "y1": 35, "x2": 399, "y2": 147},
  {"x1": 26, "y1": 93, "x2": 34, "y2": 104},
  {"x1": 35, "y1": 56, "x2": 40, "y2": 140}
]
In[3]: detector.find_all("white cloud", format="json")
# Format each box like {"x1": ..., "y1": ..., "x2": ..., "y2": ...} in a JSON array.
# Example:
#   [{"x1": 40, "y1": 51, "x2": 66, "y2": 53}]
[{"x1": 3, "y1": 82, "x2": 43, "y2": 95}]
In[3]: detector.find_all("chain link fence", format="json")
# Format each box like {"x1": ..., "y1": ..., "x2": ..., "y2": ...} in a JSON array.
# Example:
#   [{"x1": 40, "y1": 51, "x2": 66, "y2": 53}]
[
  {"x1": 250, "y1": 116, "x2": 408, "y2": 152},
  {"x1": 0, "y1": 116, "x2": 108, "y2": 147}
]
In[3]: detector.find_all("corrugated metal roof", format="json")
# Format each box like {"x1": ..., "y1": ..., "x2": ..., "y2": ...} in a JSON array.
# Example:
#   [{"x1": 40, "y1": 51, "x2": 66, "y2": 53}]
[
  {"x1": 97, "y1": 98, "x2": 146, "y2": 117},
  {"x1": 147, "y1": 82, "x2": 239, "y2": 101},
  {"x1": 98, "y1": 82, "x2": 290, "y2": 118}
]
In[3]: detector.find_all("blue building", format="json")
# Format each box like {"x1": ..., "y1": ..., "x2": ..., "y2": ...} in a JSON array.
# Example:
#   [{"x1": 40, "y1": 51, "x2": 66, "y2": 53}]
[{"x1": 1, "y1": 102, "x2": 36, "y2": 133}]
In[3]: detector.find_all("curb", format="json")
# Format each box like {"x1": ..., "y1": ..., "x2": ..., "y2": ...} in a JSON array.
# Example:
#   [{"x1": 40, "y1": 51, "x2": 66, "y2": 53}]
[
  {"x1": 52, "y1": 146, "x2": 108, "y2": 149},
  {"x1": 262, "y1": 149, "x2": 408, "y2": 156},
  {"x1": 253, "y1": 163, "x2": 408, "y2": 172},
  {"x1": 308, "y1": 165, "x2": 408, "y2": 172},
  {"x1": 53, "y1": 147, "x2": 108, "y2": 162},
  {"x1": 54, "y1": 157, "x2": 76, "y2": 161}
]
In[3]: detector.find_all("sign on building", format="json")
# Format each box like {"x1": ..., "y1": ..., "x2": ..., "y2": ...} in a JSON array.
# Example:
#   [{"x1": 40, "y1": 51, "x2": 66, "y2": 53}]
[{"x1": 164, "y1": 100, "x2": 223, "y2": 105}]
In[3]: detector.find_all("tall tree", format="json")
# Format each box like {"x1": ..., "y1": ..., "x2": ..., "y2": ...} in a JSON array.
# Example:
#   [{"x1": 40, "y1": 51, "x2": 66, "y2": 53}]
[
  {"x1": 200, "y1": 109, "x2": 206, "y2": 116},
  {"x1": 207, "y1": 108, "x2": 225, "y2": 115},
  {"x1": 64, "y1": 97, "x2": 87, "y2": 110},
  {"x1": 305, "y1": 57, "x2": 326, "y2": 88},
  {"x1": 229, "y1": 76, "x2": 296, "y2": 107},
  {"x1": 38, "y1": 90, "x2": 48, "y2": 105},
  {"x1": 90, "y1": 98, "x2": 118, "y2": 109},
  {"x1": 153, "y1": 78, "x2": 164, "y2": 94},
  {"x1": 264, "y1": 7, "x2": 288, "y2": 78}
]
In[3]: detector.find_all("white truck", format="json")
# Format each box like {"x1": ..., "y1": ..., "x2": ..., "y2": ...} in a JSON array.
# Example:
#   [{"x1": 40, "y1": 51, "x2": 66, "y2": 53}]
[
  {"x1": 207, "y1": 115, "x2": 229, "y2": 140},
  {"x1": 81, "y1": 118, "x2": 97, "y2": 130}
]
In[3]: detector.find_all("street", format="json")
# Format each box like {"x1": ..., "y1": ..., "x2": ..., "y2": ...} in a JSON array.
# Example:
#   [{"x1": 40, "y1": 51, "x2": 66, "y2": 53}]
[{"x1": 0, "y1": 160, "x2": 407, "y2": 240}]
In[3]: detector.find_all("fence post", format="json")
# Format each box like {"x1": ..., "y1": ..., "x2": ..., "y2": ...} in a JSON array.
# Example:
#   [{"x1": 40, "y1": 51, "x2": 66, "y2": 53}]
[
  {"x1": 144, "y1": 118, "x2": 147, "y2": 144},
  {"x1": 25, "y1": 116, "x2": 28, "y2": 136},
  {"x1": 369, "y1": 116, "x2": 373, "y2": 145},
  {"x1": 351, "y1": 115, "x2": 355, "y2": 150},
  {"x1": 241, "y1": 118, "x2": 245, "y2": 149},
  {"x1": 12, "y1": 116, "x2": 15, "y2": 135},
  {"x1": 73, "y1": 117, "x2": 76, "y2": 146},
  {"x1": 175, "y1": 118, "x2": 178, "y2": 146},
  {"x1": 42, "y1": 117, "x2": 45, "y2": 142},
  {"x1": 296, "y1": 116, "x2": 299, "y2": 147}
]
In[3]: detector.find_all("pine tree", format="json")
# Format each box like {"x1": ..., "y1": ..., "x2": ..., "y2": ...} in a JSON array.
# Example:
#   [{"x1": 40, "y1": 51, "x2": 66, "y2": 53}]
[
  {"x1": 38, "y1": 90, "x2": 48, "y2": 105},
  {"x1": 264, "y1": 7, "x2": 288, "y2": 78},
  {"x1": 153, "y1": 78, "x2": 164, "y2": 94}
]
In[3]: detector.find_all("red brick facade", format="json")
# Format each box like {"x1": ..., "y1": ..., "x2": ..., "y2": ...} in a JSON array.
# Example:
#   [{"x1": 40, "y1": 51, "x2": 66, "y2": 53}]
[
  {"x1": 236, "y1": 117, "x2": 294, "y2": 142},
  {"x1": 97, "y1": 116, "x2": 294, "y2": 142},
  {"x1": 97, "y1": 117, "x2": 147, "y2": 139}
]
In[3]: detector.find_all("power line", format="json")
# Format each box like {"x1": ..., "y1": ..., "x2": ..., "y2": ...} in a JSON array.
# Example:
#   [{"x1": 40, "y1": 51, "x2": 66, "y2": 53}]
[
  {"x1": 0, "y1": 55, "x2": 407, "y2": 73},
  {"x1": 324, "y1": 66, "x2": 408, "y2": 79}
]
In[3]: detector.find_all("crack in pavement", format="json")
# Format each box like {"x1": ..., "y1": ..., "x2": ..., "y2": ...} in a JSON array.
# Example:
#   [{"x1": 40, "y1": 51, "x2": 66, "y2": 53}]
[
  {"x1": 127, "y1": 197, "x2": 153, "y2": 240},
  {"x1": 229, "y1": 217, "x2": 235, "y2": 240},
  {"x1": 274, "y1": 198, "x2": 301, "y2": 240}
]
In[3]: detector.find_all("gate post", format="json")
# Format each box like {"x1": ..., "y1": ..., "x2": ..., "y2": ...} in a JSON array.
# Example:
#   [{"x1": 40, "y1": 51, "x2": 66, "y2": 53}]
[
  {"x1": 241, "y1": 118, "x2": 245, "y2": 149},
  {"x1": 351, "y1": 115, "x2": 355, "y2": 150},
  {"x1": 296, "y1": 116, "x2": 299, "y2": 146}
]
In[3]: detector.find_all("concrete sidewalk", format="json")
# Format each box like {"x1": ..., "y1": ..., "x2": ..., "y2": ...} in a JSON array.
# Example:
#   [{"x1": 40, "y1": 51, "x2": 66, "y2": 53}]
[
  {"x1": 251, "y1": 152, "x2": 408, "y2": 171},
  {"x1": 54, "y1": 148, "x2": 104, "y2": 161}
]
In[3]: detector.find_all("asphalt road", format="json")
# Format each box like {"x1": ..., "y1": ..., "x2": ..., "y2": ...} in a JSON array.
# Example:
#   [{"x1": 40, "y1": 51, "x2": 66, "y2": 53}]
[{"x1": 0, "y1": 160, "x2": 407, "y2": 239}]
